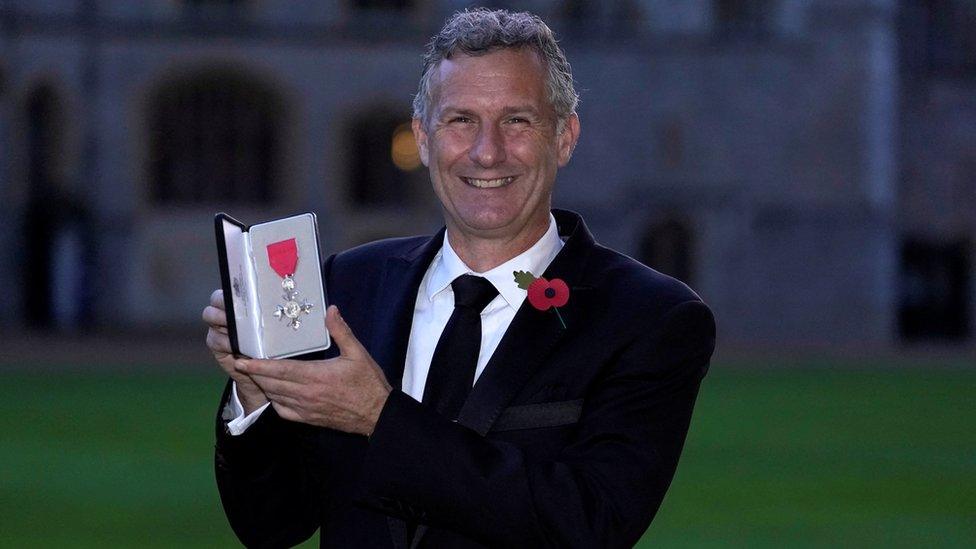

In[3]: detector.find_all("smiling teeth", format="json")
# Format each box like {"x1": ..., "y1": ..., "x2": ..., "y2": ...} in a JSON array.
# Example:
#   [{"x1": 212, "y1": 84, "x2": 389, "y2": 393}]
[{"x1": 466, "y1": 177, "x2": 514, "y2": 188}]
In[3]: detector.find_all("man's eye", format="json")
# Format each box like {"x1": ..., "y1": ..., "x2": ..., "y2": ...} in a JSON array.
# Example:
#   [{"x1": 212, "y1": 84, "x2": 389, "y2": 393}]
[
  {"x1": 507, "y1": 117, "x2": 529, "y2": 124},
  {"x1": 449, "y1": 116, "x2": 472, "y2": 124}
]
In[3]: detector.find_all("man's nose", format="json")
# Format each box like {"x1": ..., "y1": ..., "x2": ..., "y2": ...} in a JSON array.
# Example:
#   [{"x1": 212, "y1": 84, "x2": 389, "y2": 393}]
[{"x1": 468, "y1": 124, "x2": 506, "y2": 167}]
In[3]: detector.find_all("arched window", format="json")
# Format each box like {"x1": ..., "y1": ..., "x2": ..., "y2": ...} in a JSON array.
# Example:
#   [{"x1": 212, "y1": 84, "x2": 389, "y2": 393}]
[
  {"x1": 639, "y1": 218, "x2": 695, "y2": 284},
  {"x1": 344, "y1": 108, "x2": 425, "y2": 208},
  {"x1": 148, "y1": 69, "x2": 283, "y2": 205},
  {"x1": 26, "y1": 84, "x2": 63, "y2": 193},
  {"x1": 23, "y1": 83, "x2": 87, "y2": 329}
]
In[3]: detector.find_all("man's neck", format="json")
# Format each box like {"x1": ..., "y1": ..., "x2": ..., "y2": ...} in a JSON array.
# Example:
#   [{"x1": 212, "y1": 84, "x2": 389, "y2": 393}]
[{"x1": 446, "y1": 217, "x2": 551, "y2": 273}]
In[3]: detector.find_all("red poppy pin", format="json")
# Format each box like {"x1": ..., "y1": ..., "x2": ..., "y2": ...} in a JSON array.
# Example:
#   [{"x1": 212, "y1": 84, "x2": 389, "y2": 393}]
[{"x1": 514, "y1": 270, "x2": 569, "y2": 329}]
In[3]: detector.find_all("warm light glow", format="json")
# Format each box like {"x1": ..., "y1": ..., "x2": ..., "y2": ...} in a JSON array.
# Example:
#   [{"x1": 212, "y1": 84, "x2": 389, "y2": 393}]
[{"x1": 391, "y1": 123, "x2": 421, "y2": 171}]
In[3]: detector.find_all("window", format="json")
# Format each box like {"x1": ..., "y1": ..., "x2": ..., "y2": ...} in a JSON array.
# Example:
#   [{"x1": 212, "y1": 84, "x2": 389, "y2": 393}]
[
  {"x1": 899, "y1": 238, "x2": 971, "y2": 340},
  {"x1": 23, "y1": 84, "x2": 65, "y2": 328},
  {"x1": 344, "y1": 108, "x2": 425, "y2": 208},
  {"x1": 26, "y1": 84, "x2": 63, "y2": 193},
  {"x1": 148, "y1": 69, "x2": 283, "y2": 205},
  {"x1": 638, "y1": 218, "x2": 695, "y2": 284}
]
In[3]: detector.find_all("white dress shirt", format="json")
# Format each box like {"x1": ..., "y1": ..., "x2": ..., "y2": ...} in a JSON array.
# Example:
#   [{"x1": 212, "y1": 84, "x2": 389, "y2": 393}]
[{"x1": 226, "y1": 214, "x2": 563, "y2": 435}]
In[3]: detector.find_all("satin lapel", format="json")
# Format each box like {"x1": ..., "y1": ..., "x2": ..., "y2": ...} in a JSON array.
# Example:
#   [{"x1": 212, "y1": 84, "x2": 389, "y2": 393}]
[
  {"x1": 457, "y1": 286, "x2": 592, "y2": 436},
  {"x1": 368, "y1": 232, "x2": 444, "y2": 399},
  {"x1": 456, "y1": 210, "x2": 596, "y2": 436}
]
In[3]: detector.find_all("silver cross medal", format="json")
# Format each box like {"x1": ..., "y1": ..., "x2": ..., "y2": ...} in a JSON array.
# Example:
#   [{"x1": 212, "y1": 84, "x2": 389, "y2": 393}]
[{"x1": 273, "y1": 275, "x2": 314, "y2": 330}]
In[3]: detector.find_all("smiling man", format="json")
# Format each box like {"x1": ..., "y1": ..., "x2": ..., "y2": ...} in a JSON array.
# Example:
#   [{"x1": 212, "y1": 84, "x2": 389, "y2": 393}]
[
  {"x1": 203, "y1": 9, "x2": 715, "y2": 548},
  {"x1": 413, "y1": 46, "x2": 578, "y2": 273}
]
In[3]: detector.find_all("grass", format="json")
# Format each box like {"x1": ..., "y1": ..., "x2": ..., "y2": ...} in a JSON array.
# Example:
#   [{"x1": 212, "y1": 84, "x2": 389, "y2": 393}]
[
  {"x1": 642, "y1": 367, "x2": 976, "y2": 548},
  {"x1": 0, "y1": 364, "x2": 973, "y2": 547}
]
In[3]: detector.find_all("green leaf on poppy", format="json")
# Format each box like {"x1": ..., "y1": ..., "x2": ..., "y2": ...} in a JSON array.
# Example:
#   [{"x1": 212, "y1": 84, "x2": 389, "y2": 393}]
[{"x1": 513, "y1": 270, "x2": 538, "y2": 290}]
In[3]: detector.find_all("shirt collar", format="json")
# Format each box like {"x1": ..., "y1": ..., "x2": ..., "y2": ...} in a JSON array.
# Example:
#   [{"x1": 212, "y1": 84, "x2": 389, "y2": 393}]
[{"x1": 427, "y1": 213, "x2": 564, "y2": 310}]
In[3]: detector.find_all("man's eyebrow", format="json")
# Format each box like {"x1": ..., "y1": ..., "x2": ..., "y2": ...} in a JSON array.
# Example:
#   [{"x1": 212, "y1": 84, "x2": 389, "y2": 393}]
[
  {"x1": 434, "y1": 105, "x2": 544, "y2": 120},
  {"x1": 500, "y1": 105, "x2": 542, "y2": 116},
  {"x1": 435, "y1": 105, "x2": 545, "y2": 120},
  {"x1": 437, "y1": 106, "x2": 475, "y2": 117}
]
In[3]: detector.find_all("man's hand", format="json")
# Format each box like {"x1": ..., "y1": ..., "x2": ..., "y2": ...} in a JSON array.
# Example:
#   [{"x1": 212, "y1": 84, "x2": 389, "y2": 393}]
[
  {"x1": 202, "y1": 289, "x2": 269, "y2": 414},
  {"x1": 235, "y1": 305, "x2": 392, "y2": 436}
]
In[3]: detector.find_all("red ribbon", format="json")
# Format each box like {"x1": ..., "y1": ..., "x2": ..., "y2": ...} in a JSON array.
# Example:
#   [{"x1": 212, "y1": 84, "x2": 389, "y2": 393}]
[{"x1": 266, "y1": 238, "x2": 298, "y2": 277}]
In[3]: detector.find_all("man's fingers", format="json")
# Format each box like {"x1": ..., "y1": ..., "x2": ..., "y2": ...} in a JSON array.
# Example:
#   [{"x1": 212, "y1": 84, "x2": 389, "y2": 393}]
[
  {"x1": 202, "y1": 305, "x2": 227, "y2": 328},
  {"x1": 325, "y1": 305, "x2": 365, "y2": 359},
  {"x1": 206, "y1": 328, "x2": 233, "y2": 354},
  {"x1": 247, "y1": 372, "x2": 306, "y2": 398},
  {"x1": 271, "y1": 401, "x2": 302, "y2": 423},
  {"x1": 236, "y1": 358, "x2": 304, "y2": 381},
  {"x1": 210, "y1": 289, "x2": 225, "y2": 309},
  {"x1": 263, "y1": 390, "x2": 303, "y2": 410}
]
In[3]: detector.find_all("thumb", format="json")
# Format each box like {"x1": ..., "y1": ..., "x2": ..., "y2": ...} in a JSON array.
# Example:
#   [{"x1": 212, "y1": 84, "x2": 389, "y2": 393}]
[{"x1": 326, "y1": 305, "x2": 365, "y2": 359}]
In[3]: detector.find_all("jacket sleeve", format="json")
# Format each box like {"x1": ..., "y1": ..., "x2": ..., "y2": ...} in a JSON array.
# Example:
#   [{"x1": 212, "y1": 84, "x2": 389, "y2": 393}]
[
  {"x1": 213, "y1": 254, "x2": 341, "y2": 548},
  {"x1": 356, "y1": 299, "x2": 716, "y2": 548},
  {"x1": 214, "y1": 388, "x2": 322, "y2": 548}
]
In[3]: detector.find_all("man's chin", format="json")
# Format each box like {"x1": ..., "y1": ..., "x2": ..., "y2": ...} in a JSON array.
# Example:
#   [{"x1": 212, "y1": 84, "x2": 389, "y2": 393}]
[
  {"x1": 452, "y1": 209, "x2": 549, "y2": 241},
  {"x1": 453, "y1": 211, "x2": 520, "y2": 237}
]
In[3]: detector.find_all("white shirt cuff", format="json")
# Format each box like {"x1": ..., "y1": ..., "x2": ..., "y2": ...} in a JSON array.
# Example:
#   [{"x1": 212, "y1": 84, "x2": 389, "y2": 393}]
[{"x1": 226, "y1": 381, "x2": 271, "y2": 436}]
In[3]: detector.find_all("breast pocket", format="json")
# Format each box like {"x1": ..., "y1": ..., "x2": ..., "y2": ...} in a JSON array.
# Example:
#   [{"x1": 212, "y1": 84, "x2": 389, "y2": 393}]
[{"x1": 490, "y1": 399, "x2": 584, "y2": 432}]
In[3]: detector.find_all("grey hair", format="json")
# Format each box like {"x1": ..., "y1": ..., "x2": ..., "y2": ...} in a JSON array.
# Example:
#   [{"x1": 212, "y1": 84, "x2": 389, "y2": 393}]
[{"x1": 412, "y1": 8, "x2": 579, "y2": 129}]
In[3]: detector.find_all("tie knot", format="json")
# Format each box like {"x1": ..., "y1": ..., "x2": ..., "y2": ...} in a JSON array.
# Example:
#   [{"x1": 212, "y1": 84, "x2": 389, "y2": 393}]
[{"x1": 451, "y1": 275, "x2": 499, "y2": 311}]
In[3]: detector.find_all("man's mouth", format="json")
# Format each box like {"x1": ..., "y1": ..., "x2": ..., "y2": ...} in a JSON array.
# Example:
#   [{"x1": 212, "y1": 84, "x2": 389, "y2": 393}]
[{"x1": 461, "y1": 176, "x2": 515, "y2": 189}]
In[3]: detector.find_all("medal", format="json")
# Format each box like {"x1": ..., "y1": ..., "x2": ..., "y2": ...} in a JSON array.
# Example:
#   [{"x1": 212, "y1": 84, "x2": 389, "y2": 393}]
[{"x1": 266, "y1": 238, "x2": 314, "y2": 330}]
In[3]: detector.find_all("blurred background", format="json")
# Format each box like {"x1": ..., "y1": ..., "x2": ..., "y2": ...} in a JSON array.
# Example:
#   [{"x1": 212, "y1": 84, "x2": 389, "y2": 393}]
[{"x1": 0, "y1": 0, "x2": 973, "y2": 547}]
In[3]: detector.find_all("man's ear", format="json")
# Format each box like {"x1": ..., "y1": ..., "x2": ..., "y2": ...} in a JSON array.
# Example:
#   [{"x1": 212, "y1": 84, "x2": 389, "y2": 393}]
[
  {"x1": 412, "y1": 118, "x2": 430, "y2": 166},
  {"x1": 556, "y1": 113, "x2": 580, "y2": 167}
]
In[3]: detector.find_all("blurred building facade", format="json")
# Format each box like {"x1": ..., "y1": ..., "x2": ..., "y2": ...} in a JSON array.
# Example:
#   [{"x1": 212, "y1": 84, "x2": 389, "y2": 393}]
[{"x1": 0, "y1": 0, "x2": 972, "y2": 348}]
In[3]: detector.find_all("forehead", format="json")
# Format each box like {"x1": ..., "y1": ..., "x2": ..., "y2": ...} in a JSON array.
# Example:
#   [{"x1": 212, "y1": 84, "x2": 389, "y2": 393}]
[{"x1": 430, "y1": 48, "x2": 550, "y2": 112}]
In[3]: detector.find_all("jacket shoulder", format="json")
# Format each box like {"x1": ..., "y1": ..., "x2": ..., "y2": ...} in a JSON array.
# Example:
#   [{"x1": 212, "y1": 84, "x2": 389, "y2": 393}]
[
  {"x1": 586, "y1": 244, "x2": 706, "y2": 316},
  {"x1": 328, "y1": 235, "x2": 432, "y2": 277},
  {"x1": 582, "y1": 245, "x2": 715, "y2": 367}
]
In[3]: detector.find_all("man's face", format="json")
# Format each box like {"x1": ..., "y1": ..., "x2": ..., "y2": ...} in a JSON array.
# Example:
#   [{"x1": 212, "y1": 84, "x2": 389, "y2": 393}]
[{"x1": 412, "y1": 48, "x2": 580, "y2": 243}]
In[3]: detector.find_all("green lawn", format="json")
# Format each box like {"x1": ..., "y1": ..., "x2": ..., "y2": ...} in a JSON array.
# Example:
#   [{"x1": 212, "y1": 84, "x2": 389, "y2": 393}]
[{"x1": 1, "y1": 364, "x2": 973, "y2": 547}]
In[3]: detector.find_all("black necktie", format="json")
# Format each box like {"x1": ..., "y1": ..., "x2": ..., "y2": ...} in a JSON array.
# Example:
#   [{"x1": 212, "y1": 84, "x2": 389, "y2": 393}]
[{"x1": 422, "y1": 274, "x2": 499, "y2": 421}]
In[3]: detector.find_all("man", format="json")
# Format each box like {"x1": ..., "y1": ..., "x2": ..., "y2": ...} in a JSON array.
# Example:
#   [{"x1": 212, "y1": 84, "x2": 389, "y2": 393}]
[{"x1": 203, "y1": 9, "x2": 715, "y2": 548}]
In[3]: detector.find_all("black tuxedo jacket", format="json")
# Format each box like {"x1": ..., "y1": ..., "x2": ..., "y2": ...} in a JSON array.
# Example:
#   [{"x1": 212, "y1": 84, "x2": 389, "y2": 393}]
[{"x1": 215, "y1": 210, "x2": 715, "y2": 548}]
